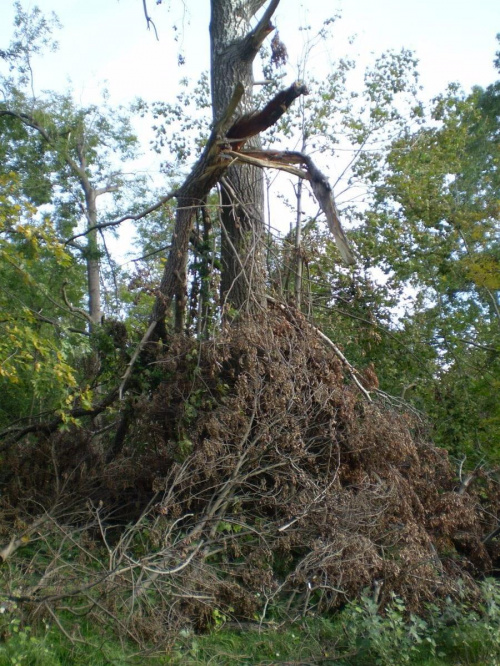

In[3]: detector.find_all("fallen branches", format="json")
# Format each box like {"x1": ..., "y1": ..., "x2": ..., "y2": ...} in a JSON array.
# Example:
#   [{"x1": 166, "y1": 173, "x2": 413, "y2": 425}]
[
  {"x1": 0, "y1": 515, "x2": 49, "y2": 563},
  {"x1": 267, "y1": 296, "x2": 371, "y2": 401},
  {"x1": 2, "y1": 311, "x2": 499, "y2": 650}
]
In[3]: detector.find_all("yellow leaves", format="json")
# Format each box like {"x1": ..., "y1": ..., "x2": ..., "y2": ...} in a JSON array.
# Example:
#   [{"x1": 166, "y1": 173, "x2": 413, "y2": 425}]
[
  {"x1": 0, "y1": 315, "x2": 78, "y2": 398},
  {"x1": 464, "y1": 255, "x2": 500, "y2": 291},
  {"x1": 56, "y1": 387, "x2": 93, "y2": 429},
  {"x1": 79, "y1": 387, "x2": 94, "y2": 411},
  {"x1": 1, "y1": 173, "x2": 71, "y2": 267},
  {"x1": 0, "y1": 171, "x2": 80, "y2": 389}
]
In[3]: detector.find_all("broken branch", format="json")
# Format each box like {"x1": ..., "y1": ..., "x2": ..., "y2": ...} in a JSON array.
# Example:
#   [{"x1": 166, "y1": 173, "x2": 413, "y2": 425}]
[{"x1": 221, "y1": 148, "x2": 356, "y2": 266}]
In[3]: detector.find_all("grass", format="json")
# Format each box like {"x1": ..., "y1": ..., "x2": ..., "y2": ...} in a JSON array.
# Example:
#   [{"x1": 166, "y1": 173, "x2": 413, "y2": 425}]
[
  {"x1": 2, "y1": 579, "x2": 500, "y2": 665},
  {"x1": 2, "y1": 612, "x2": 500, "y2": 666}
]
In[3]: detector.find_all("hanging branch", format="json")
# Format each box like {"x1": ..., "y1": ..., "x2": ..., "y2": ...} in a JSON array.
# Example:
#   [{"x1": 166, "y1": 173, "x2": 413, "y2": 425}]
[
  {"x1": 220, "y1": 148, "x2": 356, "y2": 265},
  {"x1": 142, "y1": 0, "x2": 159, "y2": 40}
]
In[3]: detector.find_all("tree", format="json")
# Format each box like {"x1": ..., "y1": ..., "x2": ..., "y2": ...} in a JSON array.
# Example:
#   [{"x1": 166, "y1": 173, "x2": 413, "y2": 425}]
[
  {"x1": 211, "y1": 0, "x2": 274, "y2": 312},
  {"x1": 353, "y1": 63, "x2": 500, "y2": 460},
  {"x1": 147, "y1": 0, "x2": 354, "y2": 342},
  {"x1": 0, "y1": 171, "x2": 81, "y2": 425},
  {"x1": 0, "y1": 4, "x2": 141, "y2": 327},
  {"x1": 2, "y1": 3, "x2": 500, "y2": 656}
]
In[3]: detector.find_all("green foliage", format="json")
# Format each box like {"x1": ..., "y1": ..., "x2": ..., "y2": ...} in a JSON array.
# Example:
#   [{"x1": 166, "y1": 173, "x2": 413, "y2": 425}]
[
  {"x1": 5, "y1": 582, "x2": 500, "y2": 665},
  {"x1": 0, "y1": 172, "x2": 83, "y2": 423},
  {"x1": 133, "y1": 72, "x2": 211, "y2": 177},
  {"x1": 0, "y1": 2, "x2": 159, "y2": 424},
  {"x1": 343, "y1": 593, "x2": 438, "y2": 665},
  {"x1": 341, "y1": 580, "x2": 500, "y2": 666},
  {"x1": 352, "y1": 75, "x2": 500, "y2": 461},
  {"x1": 1, "y1": 9, "x2": 500, "y2": 662},
  {"x1": 0, "y1": 610, "x2": 140, "y2": 665}
]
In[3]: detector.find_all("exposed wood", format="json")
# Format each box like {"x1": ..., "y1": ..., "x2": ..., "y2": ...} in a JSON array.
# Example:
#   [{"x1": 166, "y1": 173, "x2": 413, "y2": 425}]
[
  {"x1": 149, "y1": 82, "x2": 309, "y2": 338},
  {"x1": 226, "y1": 82, "x2": 309, "y2": 148}
]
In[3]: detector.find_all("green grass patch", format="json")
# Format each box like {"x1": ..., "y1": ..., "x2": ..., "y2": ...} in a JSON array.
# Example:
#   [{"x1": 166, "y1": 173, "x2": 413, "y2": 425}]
[{"x1": 3, "y1": 580, "x2": 500, "y2": 665}]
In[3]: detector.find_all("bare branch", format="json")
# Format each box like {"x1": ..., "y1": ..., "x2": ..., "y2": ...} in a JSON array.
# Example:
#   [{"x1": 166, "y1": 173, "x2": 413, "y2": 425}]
[
  {"x1": 62, "y1": 282, "x2": 93, "y2": 324},
  {"x1": 142, "y1": 0, "x2": 159, "y2": 40},
  {"x1": 0, "y1": 515, "x2": 49, "y2": 563},
  {"x1": 64, "y1": 190, "x2": 177, "y2": 245}
]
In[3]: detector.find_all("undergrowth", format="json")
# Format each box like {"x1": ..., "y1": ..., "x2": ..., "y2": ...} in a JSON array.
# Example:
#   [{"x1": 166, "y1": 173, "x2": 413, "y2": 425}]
[
  {"x1": 2, "y1": 579, "x2": 500, "y2": 664},
  {"x1": 1, "y1": 311, "x2": 500, "y2": 659}
]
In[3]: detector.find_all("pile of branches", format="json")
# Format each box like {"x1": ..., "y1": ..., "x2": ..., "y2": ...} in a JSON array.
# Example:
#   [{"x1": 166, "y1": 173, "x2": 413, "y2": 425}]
[{"x1": 1, "y1": 308, "x2": 499, "y2": 649}]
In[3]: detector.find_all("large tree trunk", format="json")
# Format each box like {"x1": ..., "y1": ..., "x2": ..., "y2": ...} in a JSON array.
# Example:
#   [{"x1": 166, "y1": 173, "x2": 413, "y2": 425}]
[
  {"x1": 210, "y1": 0, "x2": 277, "y2": 312},
  {"x1": 147, "y1": 0, "x2": 280, "y2": 341}
]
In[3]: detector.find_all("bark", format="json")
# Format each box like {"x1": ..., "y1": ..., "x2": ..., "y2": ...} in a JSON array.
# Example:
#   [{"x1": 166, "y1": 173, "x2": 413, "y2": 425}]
[
  {"x1": 211, "y1": 0, "x2": 280, "y2": 311},
  {"x1": 82, "y1": 186, "x2": 102, "y2": 326},
  {"x1": 151, "y1": 194, "x2": 197, "y2": 338},
  {"x1": 147, "y1": 82, "x2": 246, "y2": 344},
  {"x1": 149, "y1": 1, "x2": 286, "y2": 336},
  {"x1": 146, "y1": 82, "x2": 309, "y2": 345}
]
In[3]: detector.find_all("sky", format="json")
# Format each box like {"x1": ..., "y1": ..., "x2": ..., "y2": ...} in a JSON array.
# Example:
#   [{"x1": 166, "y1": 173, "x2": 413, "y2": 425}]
[{"x1": 1, "y1": 0, "x2": 498, "y2": 106}]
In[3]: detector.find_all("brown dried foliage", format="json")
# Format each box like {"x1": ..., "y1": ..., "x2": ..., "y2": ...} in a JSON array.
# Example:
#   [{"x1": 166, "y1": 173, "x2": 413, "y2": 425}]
[{"x1": 1, "y1": 310, "x2": 499, "y2": 646}]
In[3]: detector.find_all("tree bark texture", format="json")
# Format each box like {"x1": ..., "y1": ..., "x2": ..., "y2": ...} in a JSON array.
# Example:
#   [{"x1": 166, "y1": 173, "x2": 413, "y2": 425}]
[
  {"x1": 82, "y1": 186, "x2": 102, "y2": 326},
  {"x1": 210, "y1": 0, "x2": 279, "y2": 311}
]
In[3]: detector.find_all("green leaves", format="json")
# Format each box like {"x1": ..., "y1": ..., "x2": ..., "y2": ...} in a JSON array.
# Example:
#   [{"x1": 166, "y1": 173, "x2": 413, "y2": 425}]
[
  {"x1": 0, "y1": 173, "x2": 80, "y2": 420},
  {"x1": 355, "y1": 75, "x2": 500, "y2": 460}
]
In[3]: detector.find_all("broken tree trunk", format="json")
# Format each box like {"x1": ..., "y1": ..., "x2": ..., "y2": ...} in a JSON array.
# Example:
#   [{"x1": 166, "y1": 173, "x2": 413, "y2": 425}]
[
  {"x1": 121, "y1": 81, "x2": 354, "y2": 397},
  {"x1": 149, "y1": 82, "x2": 309, "y2": 337}
]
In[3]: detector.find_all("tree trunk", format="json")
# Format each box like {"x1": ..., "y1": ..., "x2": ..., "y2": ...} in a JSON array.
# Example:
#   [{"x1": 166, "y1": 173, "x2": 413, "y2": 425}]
[
  {"x1": 147, "y1": 0, "x2": 281, "y2": 340},
  {"x1": 211, "y1": 0, "x2": 277, "y2": 312},
  {"x1": 83, "y1": 186, "x2": 102, "y2": 326}
]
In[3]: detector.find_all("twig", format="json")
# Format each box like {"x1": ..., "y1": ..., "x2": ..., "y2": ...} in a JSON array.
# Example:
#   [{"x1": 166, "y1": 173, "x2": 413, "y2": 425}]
[
  {"x1": 142, "y1": 0, "x2": 159, "y2": 40},
  {"x1": 267, "y1": 296, "x2": 371, "y2": 401},
  {"x1": 118, "y1": 320, "x2": 157, "y2": 400},
  {"x1": 64, "y1": 190, "x2": 177, "y2": 245}
]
